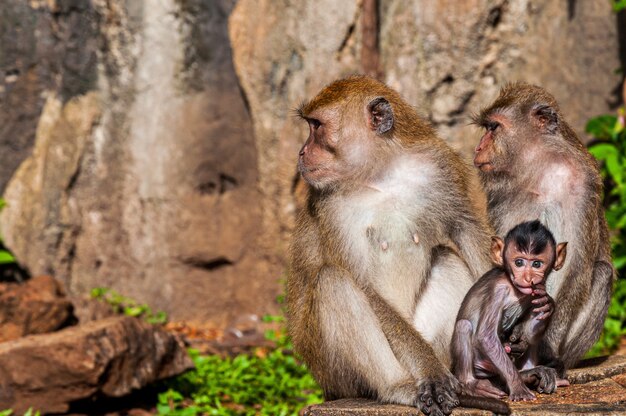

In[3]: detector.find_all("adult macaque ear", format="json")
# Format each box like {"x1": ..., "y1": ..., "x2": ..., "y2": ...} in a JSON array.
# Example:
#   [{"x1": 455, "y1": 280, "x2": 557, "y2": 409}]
[
  {"x1": 490, "y1": 236, "x2": 505, "y2": 266},
  {"x1": 553, "y1": 242, "x2": 568, "y2": 271},
  {"x1": 532, "y1": 104, "x2": 559, "y2": 135},
  {"x1": 367, "y1": 97, "x2": 394, "y2": 134}
]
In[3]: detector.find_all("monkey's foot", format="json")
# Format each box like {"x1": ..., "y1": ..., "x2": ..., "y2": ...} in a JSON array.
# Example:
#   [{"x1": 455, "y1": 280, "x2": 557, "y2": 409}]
[
  {"x1": 520, "y1": 365, "x2": 567, "y2": 394},
  {"x1": 508, "y1": 383, "x2": 536, "y2": 401},
  {"x1": 462, "y1": 378, "x2": 507, "y2": 399},
  {"x1": 417, "y1": 375, "x2": 459, "y2": 416}
]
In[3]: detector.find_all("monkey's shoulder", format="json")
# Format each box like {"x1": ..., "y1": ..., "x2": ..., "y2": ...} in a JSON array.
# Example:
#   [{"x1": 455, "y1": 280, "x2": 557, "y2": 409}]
[{"x1": 457, "y1": 268, "x2": 508, "y2": 320}]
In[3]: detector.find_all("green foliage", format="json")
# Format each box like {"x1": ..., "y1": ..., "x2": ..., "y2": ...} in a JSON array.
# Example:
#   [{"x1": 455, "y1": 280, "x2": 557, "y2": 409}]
[
  {"x1": 0, "y1": 198, "x2": 15, "y2": 265},
  {"x1": 90, "y1": 287, "x2": 168, "y2": 325},
  {"x1": 156, "y1": 316, "x2": 322, "y2": 416},
  {"x1": 585, "y1": 110, "x2": 626, "y2": 356},
  {"x1": 0, "y1": 408, "x2": 41, "y2": 416},
  {"x1": 613, "y1": 0, "x2": 626, "y2": 12}
]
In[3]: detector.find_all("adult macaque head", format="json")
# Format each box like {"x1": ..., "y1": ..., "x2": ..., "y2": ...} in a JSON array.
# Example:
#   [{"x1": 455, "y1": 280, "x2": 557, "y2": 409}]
[
  {"x1": 491, "y1": 220, "x2": 567, "y2": 295},
  {"x1": 296, "y1": 78, "x2": 427, "y2": 190},
  {"x1": 472, "y1": 83, "x2": 568, "y2": 173}
]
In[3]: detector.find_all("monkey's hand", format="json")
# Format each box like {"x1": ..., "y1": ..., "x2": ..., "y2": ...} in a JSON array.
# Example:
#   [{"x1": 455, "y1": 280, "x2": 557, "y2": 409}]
[
  {"x1": 504, "y1": 324, "x2": 529, "y2": 359},
  {"x1": 417, "y1": 372, "x2": 460, "y2": 416},
  {"x1": 519, "y1": 365, "x2": 569, "y2": 394},
  {"x1": 531, "y1": 283, "x2": 553, "y2": 320}
]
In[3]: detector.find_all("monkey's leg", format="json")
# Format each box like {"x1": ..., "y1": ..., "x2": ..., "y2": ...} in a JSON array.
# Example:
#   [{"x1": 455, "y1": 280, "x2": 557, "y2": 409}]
[
  {"x1": 315, "y1": 267, "x2": 422, "y2": 406},
  {"x1": 559, "y1": 260, "x2": 613, "y2": 369},
  {"x1": 452, "y1": 320, "x2": 506, "y2": 399}
]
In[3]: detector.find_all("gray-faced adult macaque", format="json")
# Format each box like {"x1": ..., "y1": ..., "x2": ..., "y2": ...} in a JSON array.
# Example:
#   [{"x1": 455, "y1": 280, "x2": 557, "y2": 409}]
[
  {"x1": 473, "y1": 83, "x2": 615, "y2": 377},
  {"x1": 288, "y1": 76, "x2": 497, "y2": 416},
  {"x1": 452, "y1": 220, "x2": 568, "y2": 403}
]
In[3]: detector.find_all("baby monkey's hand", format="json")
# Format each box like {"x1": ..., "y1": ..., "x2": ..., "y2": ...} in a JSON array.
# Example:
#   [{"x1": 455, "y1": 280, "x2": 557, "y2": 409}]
[{"x1": 530, "y1": 283, "x2": 553, "y2": 320}]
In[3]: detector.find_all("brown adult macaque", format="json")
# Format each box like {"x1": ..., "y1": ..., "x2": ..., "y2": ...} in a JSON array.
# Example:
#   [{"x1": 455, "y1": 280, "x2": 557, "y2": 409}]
[
  {"x1": 473, "y1": 83, "x2": 615, "y2": 376},
  {"x1": 288, "y1": 76, "x2": 498, "y2": 416},
  {"x1": 452, "y1": 220, "x2": 568, "y2": 403}
]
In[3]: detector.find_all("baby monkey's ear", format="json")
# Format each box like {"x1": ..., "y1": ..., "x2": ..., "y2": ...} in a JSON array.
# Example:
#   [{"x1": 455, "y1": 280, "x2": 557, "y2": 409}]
[
  {"x1": 553, "y1": 242, "x2": 568, "y2": 271},
  {"x1": 490, "y1": 236, "x2": 505, "y2": 266}
]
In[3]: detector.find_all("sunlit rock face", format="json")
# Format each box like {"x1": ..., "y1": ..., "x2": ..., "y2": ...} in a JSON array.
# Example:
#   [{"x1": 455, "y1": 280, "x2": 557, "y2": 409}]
[{"x1": 0, "y1": 0, "x2": 621, "y2": 324}]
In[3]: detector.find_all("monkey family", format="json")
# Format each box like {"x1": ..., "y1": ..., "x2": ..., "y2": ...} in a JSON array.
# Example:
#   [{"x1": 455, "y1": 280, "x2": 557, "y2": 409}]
[{"x1": 288, "y1": 76, "x2": 614, "y2": 416}]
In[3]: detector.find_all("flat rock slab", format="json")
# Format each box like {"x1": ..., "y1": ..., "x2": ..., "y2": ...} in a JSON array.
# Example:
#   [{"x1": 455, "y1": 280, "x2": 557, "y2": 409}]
[
  {"x1": 0, "y1": 315, "x2": 193, "y2": 414},
  {"x1": 303, "y1": 355, "x2": 626, "y2": 415}
]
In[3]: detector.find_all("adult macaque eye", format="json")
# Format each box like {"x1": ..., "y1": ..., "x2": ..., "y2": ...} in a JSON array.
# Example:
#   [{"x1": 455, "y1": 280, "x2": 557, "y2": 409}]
[
  {"x1": 310, "y1": 119, "x2": 322, "y2": 130},
  {"x1": 514, "y1": 259, "x2": 524, "y2": 267},
  {"x1": 486, "y1": 121, "x2": 500, "y2": 132},
  {"x1": 532, "y1": 260, "x2": 543, "y2": 268}
]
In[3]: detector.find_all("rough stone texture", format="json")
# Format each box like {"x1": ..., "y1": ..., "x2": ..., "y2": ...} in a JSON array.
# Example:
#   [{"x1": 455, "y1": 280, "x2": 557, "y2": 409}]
[
  {"x1": 303, "y1": 356, "x2": 626, "y2": 415},
  {"x1": 0, "y1": 0, "x2": 97, "y2": 193},
  {"x1": 227, "y1": 0, "x2": 624, "y2": 300},
  {"x1": 0, "y1": 275, "x2": 73, "y2": 341},
  {"x1": 379, "y1": 1, "x2": 624, "y2": 155},
  {"x1": 69, "y1": 294, "x2": 116, "y2": 324},
  {"x1": 0, "y1": 0, "x2": 280, "y2": 326},
  {"x1": 0, "y1": 315, "x2": 193, "y2": 414},
  {"x1": 0, "y1": 1, "x2": 623, "y2": 324}
]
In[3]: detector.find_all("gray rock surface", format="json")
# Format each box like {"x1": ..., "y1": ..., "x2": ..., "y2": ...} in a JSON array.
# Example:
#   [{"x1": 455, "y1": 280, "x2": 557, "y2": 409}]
[
  {"x1": 0, "y1": 315, "x2": 193, "y2": 414},
  {"x1": 0, "y1": 0, "x2": 280, "y2": 326}
]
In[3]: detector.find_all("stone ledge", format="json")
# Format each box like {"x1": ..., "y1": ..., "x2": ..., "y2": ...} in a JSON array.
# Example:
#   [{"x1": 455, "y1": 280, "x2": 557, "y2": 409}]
[{"x1": 303, "y1": 355, "x2": 626, "y2": 415}]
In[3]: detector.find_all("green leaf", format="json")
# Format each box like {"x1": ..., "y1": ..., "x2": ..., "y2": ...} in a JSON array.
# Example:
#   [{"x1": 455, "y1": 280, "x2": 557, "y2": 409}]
[
  {"x1": 614, "y1": 256, "x2": 626, "y2": 270},
  {"x1": 589, "y1": 143, "x2": 619, "y2": 161},
  {"x1": 613, "y1": 0, "x2": 626, "y2": 12},
  {"x1": 586, "y1": 115, "x2": 618, "y2": 139},
  {"x1": 605, "y1": 153, "x2": 624, "y2": 186},
  {"x1": 0, "y1": 251, "x2": 15, "y2": 265}
]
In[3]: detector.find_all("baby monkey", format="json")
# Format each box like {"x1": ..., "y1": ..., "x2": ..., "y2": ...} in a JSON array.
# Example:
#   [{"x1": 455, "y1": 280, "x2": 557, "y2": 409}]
[{"x1": 452, "y1": 220, "x2": 568, "y2": 401}]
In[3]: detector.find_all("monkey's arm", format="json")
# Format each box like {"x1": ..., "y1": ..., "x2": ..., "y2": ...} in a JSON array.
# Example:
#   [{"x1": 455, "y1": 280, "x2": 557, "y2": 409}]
[
  {"x1": 449, "y1": 203, "x2": 493, "y2": 280},
  {"x1": 476, "y1": 286, "x2": 535, "y2": 401},
  {"x1": 362, "y1": 285, "x2": 460, "y2": 415},
  {"x1": 547, "y1": 260, "x2": 614, "y2": 371}
]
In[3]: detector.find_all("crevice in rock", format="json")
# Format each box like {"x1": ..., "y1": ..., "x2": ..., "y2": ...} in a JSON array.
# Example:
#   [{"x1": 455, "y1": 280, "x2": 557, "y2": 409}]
[
  {"x1": 567, "y1": 0, "x2": 577, "y2": 21},
  {"x1": 361, "y1": 0, "x2": 382, "y2": 79},
  {"x1": 181, "y1": 256, "x2": 234, "y2": 271},
  {"x1": 338, "y1": 22, "x2": 355, "y2": 54},
  {"x1": 196, "y1": 173, "x2": 239, "y2": 195},
  {"x1": 487, "y1": 5, "x2": 503, "y2": 28}
]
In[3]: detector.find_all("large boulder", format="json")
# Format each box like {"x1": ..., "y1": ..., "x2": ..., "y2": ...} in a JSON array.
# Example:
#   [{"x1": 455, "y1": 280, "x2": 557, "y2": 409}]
[
  {"x1": 0, "y1": 0, "x2": 281, "y2": 326},
  {"x1": 0, "y1": 315, "x2": 193, "y2": 414}
]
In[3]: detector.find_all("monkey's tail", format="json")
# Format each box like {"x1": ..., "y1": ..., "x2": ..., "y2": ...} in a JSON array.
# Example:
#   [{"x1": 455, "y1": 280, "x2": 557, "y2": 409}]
[{"x1": 458, "y1": 394, "x2": 511, "y2": 415}]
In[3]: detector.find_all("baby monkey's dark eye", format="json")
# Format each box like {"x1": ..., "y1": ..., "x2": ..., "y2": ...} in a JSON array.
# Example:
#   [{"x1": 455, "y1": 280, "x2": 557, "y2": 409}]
[
  {"x1": 532, "y1": 261, "x2": 543, "y2": 268},
  {"x1": 514, "y1": 259, "x2": 524, "y2": 267}
]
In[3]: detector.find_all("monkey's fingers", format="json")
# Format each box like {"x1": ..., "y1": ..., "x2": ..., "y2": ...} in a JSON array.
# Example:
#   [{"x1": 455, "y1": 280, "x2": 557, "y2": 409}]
[
  {"x1": 533, "y1": 303, "x2": 551, "y2": 313},
  {"x1": 531, "y1": 295, "x2": 549, "y2": 305},
  {"x1": 556, "y1": 378, "x2": 570, "y2": 387},
  {"x1": 536, "y1": 310, "x2": 553, "y2": 320},
  {"x1": 418, "y1": 378, "x2": 459, "y2": 416}
]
